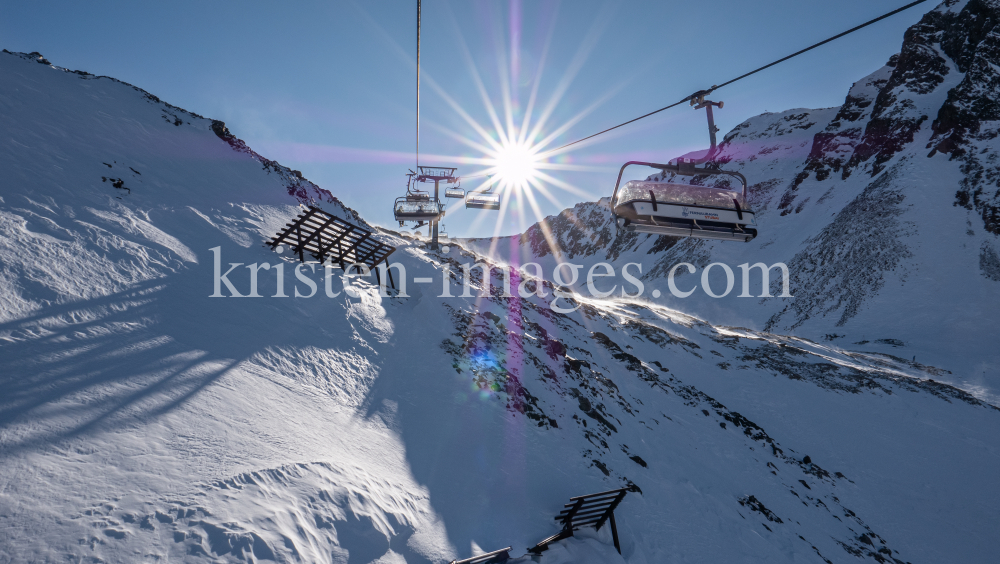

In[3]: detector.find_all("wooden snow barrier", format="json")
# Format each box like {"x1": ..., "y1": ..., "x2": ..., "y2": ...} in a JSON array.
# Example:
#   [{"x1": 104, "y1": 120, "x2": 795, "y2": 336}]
[
  {"x1": 527, "y1": 487, "x2": 630, "y2": 555},
  {"x1": 449, "y1": 546, "x2": 511, "y2": 564},
  {"x1": 267, "y1": 206, "x2": 396, "y2": 290}
]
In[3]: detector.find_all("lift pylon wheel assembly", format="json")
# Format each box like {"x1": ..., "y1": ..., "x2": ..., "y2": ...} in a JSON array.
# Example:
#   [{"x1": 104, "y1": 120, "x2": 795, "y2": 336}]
[{"x1": 415, "y1": 166, "x2": 458, "y2": 182}]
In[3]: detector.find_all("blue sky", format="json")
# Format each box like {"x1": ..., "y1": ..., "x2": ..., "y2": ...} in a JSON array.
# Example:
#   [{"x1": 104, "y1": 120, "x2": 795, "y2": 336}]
[{"x1": 3, "y1": 0, "x2": 928, "y2": 237}]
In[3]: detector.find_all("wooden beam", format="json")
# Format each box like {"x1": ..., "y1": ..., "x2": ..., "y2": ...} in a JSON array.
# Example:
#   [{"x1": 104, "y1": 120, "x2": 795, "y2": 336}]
[
  {"x1": 295, "y1": 212, "x2": 340, "y2": 253},
  {"x1": 348, "y1": 232, "x2": 371, "y2": 265},
  {"x1": 530, "y1": 488, "x2": 630, "y2": 556},
  {"x1": 267, "y1": 208, "x2": 396, "y2": 282},
  {"x1": 527, "y1": 530, "x2": 573, "y2": 554},
  {"x1": 358, "y1": 242, "x2": 383, "y2": 267},
  {"x1": 296, "y1": 225, "x2": 304, "y2": 261},
  {"x1": 269, "y1": 207, "x2": 317, "y2": 248},
  {"x1": 316, "y1": 224, "x2": 355, "y2": 259},
  {"x1": 449, "y1": 546, "x2": 511, "y2": 564},
  {"x1": 567, "y1": 487, "x2": 629, "y2": 502},
  {"x1": 559, "y1": 498, "x2": 584, "y2": 528},
  {"x1": 609, "y1": 511, "x2": 621, "y2": 554},
  {"x1": 593, "y1": 490, "x2": 628, "y2": 532}
]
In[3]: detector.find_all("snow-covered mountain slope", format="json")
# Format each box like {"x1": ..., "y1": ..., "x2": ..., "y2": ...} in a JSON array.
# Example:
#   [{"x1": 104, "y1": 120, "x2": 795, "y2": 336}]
[
  {"x1": 2, "y1": 17, "x2": 999, "y2": 564},
  {"x1": 465, "y1": 0, "x2": 1000, "y2": 399}
]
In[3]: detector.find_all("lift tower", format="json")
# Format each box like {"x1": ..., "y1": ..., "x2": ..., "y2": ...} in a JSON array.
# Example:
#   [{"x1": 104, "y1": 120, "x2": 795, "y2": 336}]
[{"x1": 413, "y1": 166, "x2": 457, "y2": 250}]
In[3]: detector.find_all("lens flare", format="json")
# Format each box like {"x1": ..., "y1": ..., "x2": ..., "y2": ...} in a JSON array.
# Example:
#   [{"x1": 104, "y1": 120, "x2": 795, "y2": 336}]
[
  {"x1": 492, "y1": 141, "x2": 540, "y2": 187},
  {"x1": 354, "y1": 0, "x2": 628, "y2": 251}
]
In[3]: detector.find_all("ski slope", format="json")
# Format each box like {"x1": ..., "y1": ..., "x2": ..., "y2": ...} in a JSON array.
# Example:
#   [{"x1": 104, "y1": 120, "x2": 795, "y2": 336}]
[{"x1": 2, "y1": 22, "x2": 999, "y2": 564}]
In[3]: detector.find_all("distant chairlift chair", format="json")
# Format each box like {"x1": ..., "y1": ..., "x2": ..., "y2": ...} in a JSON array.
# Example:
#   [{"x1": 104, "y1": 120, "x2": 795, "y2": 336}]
[
  {"x1": 444, "y1": 180, "x2": 465, "y2": 199},
  {"x1": 465, "y1": 176, "x2": 501, "y2": 210},
  {"x1": 610, "y1": 94, "x2": 758, "y2": 242},
  {"x1": 394, "y1": 197, "x2": 443, "y2": 226},
  {"x1": 395, "y1": 169, "x2": 444, "y2": 226}
]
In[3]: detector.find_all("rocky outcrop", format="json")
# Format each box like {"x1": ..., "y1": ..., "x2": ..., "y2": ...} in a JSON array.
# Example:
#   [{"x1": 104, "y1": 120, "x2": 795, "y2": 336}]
[{"x1": 926, "y1": 0, "x2": 1000, "y2": 233}]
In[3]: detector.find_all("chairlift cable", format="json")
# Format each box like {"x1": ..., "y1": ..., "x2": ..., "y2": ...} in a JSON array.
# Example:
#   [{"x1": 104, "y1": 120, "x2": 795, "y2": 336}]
[
  {"x1": 416, "y1": 0, "x2": 421, "y2": 169},
  {"x1": 550, "y1": 0, "x2": 928, "y2": 153}
]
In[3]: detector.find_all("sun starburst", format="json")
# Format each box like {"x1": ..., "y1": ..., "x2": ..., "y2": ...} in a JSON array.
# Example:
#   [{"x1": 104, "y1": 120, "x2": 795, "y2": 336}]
[
  {"x1": 353, "y1": 0, "x2": 632, "y2": 254},
  {"x1": 491, "y1": 140, "x2": 541, "y2": 188}
]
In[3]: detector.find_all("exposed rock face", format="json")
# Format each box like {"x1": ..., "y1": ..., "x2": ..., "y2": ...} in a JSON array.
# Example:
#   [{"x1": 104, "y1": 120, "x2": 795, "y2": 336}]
[
  {"x1": 767, "y1": 163, "x2": 915, "y2": 330},
  {"x1": 791, "y1": 64, "x2": 893, "y2": 194},
  {"x1": 926, "y1": 1, "x2": 1000, "y2": 234}
]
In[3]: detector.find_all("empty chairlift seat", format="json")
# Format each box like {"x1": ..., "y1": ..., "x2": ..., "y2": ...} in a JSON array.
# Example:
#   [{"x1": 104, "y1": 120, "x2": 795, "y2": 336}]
[
  {"x1": 614, "y1": 180, "x2": 757, "y2": 242},
  {"x1": 466, "y1": 192, "x2": 501, "y2": 210},
  {"x1": 445, "y1": 186, "x2": 465, "y2": 199}
]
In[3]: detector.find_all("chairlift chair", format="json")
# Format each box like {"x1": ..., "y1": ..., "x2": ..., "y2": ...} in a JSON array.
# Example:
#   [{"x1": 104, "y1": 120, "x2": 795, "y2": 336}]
[
  {"x1": 465, "y1": 176, "x2": 502, "y2": 211},
  {"x1": 395, "y1": 169, "x2": 443, "y2": 225},
  {"x1": 403, "y1": 170, "x2": 431, "y2": 201},
  {"x1": 610, "y1": 96, "x2": 758, "y2": 242},
  {"x1": 444, "y1": 180, "x2": 465, "y2": 199},
  {"x1": 395, "y1": 196, "x2": 444, "y2": 225}
]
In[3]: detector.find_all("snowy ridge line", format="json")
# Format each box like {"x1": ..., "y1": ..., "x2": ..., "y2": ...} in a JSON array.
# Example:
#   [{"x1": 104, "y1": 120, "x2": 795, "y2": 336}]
[
  {"x1": 210, "y1": 121, "x2": 367, "y2": 221},
  {"x1": 2, "y1": 50, "x2": 210, "y2": 122},
  {"x1": 2, "y1": 49, "x2": 367, "y2": 224}
]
